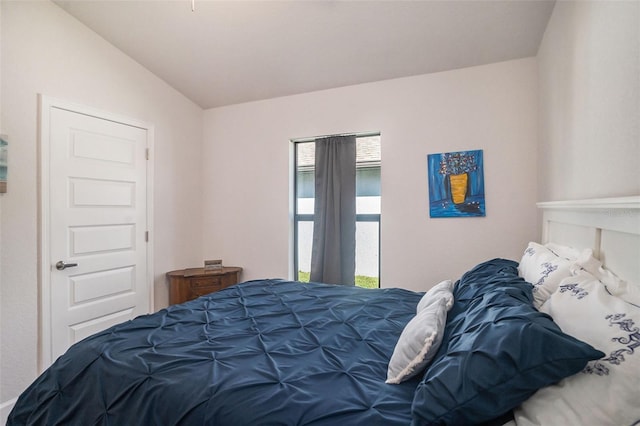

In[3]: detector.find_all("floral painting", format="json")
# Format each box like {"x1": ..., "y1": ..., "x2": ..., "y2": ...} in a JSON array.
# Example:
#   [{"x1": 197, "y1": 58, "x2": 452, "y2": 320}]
[{"x1": 427, "y1": 149, "x2": 485, "y2": 218}]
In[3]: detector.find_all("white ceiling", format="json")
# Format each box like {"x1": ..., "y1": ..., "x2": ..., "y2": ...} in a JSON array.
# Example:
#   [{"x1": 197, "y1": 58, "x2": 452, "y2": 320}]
[{"x1": 54, "y1": 0, "x2": 555, "y2": 109}]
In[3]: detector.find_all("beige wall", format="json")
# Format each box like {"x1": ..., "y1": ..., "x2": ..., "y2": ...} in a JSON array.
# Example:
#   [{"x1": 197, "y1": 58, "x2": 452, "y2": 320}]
[
  {"x1": 202, "y1": 58, "x2": 539, "y2": 292},
  {"x1": 0, "y1": 0, "x2": 203, "y2": 411},
  {"x1": 537, "y1": 1, "x2": 640, "y2": 201}
]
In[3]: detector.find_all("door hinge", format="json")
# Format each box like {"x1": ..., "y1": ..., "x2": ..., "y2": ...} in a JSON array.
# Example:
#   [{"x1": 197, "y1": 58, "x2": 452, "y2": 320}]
[
  {"x1": 146, "y1": 148, "x2": 150, "y2": 160},
  {"x1": 145, "y1": 231, "x2": 149, "y2": 242}
]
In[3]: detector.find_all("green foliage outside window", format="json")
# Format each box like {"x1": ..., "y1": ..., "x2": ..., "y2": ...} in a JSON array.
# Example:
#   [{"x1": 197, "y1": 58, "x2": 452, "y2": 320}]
[{"x1": 297, "y1": 271, "x2": 379, "y2": 289}]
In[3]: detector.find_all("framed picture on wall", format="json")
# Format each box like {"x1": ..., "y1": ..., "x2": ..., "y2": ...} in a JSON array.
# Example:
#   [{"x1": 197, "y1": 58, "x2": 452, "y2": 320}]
[{"x1": 427, "y1": 149, "x2": 485, "y2": 218}]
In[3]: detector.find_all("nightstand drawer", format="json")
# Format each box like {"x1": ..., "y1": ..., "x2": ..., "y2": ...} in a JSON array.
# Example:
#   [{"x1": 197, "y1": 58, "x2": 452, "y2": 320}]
[
  {"x1": 190, "y1": 284, "x2": 223, "y2": 297},
  {"x1": 190, "y1": 276, "x2": 223, "y2": 288}
]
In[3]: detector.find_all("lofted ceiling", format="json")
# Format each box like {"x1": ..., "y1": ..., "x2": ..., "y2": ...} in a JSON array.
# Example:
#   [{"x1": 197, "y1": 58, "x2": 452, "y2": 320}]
[{"x1": 54, "y1": 0, "x2": 556, "y2": 109}]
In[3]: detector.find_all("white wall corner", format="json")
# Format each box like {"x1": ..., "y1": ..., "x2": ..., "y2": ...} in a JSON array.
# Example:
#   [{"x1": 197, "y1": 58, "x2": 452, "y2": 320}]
[{"x1": 1, "y1": 397, "x2": 18, "y2": 424}]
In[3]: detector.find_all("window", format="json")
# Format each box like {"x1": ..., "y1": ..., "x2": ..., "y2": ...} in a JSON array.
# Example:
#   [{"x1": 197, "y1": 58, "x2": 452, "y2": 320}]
[{"x1": 293, "y1": 134, "x2": 381, "y2": 288}]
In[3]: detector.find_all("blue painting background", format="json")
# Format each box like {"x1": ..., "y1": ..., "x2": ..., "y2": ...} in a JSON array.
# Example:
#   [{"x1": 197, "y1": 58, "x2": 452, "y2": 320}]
[{"x1": 427, "y1": 150, "x2": 485, "y2": 218}]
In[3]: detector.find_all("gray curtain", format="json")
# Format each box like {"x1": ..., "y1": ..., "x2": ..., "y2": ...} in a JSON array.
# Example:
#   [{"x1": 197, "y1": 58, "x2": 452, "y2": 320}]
[{"x1": 310, "y1": 136, "x2": 356, "y2": 285}]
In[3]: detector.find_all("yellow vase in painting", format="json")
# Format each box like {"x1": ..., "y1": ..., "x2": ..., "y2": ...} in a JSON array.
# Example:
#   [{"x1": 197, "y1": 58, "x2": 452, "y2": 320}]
[{"x1": 449, "y1": 173, "x2": 468, "y2": 204}]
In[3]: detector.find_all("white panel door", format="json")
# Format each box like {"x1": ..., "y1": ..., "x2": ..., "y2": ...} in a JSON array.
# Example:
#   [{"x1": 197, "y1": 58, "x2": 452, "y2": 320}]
[{"x1": 44, "y1": 104, "x2": 150, "y2": 363}]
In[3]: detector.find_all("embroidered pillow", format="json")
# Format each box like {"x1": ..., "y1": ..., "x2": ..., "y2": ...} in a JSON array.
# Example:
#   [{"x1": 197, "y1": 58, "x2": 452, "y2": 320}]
[
  {"x1": 518, "y1": 242, "x2": 586, "y2": 308},
  {"x1": 515, "y1": 271, "x2": 640, "y2": 426},
  {"x1": 416, "y1": 280, "x2": 454, "y2": 313},
  {"x1": 574, "y1": 255, "x2": 640, "y2": 306},
  {"x1": 544, "y1": 242, "x2": 581, "y2": 260},
  {"x1": 386, "y1": 298, "x2": 450, "y2": 384}
]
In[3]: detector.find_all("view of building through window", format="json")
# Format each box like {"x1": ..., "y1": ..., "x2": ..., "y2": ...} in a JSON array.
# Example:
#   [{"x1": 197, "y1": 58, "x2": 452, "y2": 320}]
[{"x1": 294, "y1": 135, "x2": 381, "y2": 288}]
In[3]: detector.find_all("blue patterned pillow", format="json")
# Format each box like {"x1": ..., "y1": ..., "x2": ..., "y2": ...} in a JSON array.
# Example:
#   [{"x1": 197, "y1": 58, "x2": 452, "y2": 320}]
[{"x1": 411, "y1": 259, "x2": 604, "y2": 426}]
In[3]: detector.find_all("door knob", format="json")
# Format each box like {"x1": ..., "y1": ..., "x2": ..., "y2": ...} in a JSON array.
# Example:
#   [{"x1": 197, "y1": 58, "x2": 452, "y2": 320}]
[{"x1": 55, "y1": 261, "x2": 78, "y2": 271}]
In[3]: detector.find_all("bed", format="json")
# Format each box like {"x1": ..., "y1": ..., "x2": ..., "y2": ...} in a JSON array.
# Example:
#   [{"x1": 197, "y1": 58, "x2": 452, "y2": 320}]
[{"x1": 8, "y1": 197, "x2": 640, "y2": 425}]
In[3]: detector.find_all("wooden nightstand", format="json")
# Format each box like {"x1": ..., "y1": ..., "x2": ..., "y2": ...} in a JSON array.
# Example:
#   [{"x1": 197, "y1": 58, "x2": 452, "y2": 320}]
[{"x1": 167, "y1": 266, "x2": 243, "y2": 305}]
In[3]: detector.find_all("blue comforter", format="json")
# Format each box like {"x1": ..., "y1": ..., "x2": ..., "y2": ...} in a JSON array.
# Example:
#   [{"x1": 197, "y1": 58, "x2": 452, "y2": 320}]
[
  {"x1": 8, "y1": 280, "x2": 422, "y2": 425},
  {"x1": 10, "y1": 260, "x2": 602, "y2": 425}
]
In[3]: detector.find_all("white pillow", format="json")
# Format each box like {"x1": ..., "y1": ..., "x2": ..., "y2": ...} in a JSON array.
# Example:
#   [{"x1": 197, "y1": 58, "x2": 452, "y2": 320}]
[
  {"x1": 514, "y1": 271, "x2": 640, "y2": 426},
  {"x1": 518, "y1": 242, "x2": 589, "y2": 308},
  {"x1": 544, "y1": 242, "x2": 581, "y2": 260},
  {"x1": 573, "y1": 255, "x2": 640, "y2": 305},
  {"x1": 416, "y1": 279, "x2": 454, "y2": 313},
  {"x1": 609, "y1": 279, "x2": 640, "y2": 306},
  {"x1": 386, "y1": 298, "x2": 449, "y2": 384}
]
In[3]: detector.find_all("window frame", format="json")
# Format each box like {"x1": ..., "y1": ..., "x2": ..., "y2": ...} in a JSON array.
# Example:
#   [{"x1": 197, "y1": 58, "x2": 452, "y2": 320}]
[{"x1": 292, "y1": 135, "x2": 381, "y2": 287}]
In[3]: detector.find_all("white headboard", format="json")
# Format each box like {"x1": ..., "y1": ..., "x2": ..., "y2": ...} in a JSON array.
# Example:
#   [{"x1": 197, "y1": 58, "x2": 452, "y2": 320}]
[{"x1": 537, "y1": 196, "x2": 640, "y2": 286}]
